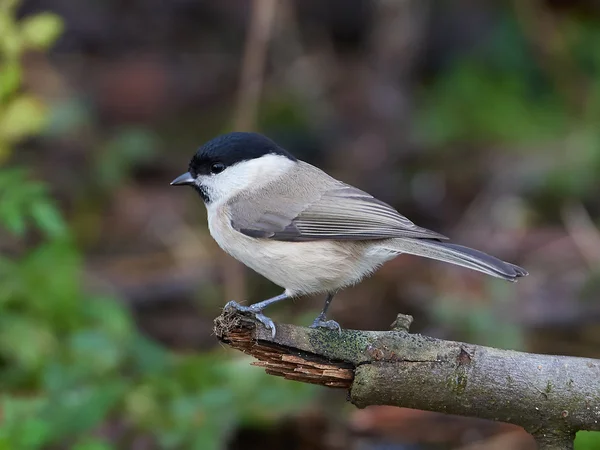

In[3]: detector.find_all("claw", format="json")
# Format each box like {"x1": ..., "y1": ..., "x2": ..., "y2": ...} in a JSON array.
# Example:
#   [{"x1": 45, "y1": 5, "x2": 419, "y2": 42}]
[
  {"x1": 254, "y1": 313, "x2": 276, "y2": 338},
  {"x1": 310, "y1": 317, "x2": 342, "y2": 334},
  {"x1": 224, "y1": 301, "x2": 277, "y2": 337}
]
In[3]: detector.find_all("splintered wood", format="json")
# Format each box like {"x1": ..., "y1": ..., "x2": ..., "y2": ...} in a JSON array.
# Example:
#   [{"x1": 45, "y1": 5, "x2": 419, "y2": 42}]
[{"x1": 217, "y1": 318, "x2": 354, "y2": 388}]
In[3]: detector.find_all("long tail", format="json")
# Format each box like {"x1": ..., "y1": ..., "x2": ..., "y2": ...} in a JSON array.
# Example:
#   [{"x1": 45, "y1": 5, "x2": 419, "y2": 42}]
[{"x1": 386, "y1": 238, "x2": 528, "y2": 282}]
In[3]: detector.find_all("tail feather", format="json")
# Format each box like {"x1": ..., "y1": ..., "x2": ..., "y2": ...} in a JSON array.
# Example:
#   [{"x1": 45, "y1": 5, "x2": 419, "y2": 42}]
[{"x1": 386, "y1": 238, "x2": 528, "y2": 282}]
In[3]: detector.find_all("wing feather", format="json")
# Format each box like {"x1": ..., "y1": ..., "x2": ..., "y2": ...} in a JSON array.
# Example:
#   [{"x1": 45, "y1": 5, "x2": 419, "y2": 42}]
[{"x1": 230, "y1": 162, "x2": 447, "y2": 242}]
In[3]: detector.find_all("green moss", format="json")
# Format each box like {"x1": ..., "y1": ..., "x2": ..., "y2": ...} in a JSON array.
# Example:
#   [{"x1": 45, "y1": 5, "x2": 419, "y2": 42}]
[
  {"x1": 446, "y1": 369, "x2": 468, "y2": 396},
  {"x1": 455, "y1": 374, "x2": 468, "y2": 395},
  {"x1": 305, "y1": 328, "x2": 372, "y2": 364}
]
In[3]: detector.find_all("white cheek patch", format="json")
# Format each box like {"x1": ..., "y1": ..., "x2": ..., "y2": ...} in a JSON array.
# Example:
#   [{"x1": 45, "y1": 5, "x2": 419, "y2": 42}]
[{"x1": 199, "y1": 154, "x2": 296, "y2": 204}]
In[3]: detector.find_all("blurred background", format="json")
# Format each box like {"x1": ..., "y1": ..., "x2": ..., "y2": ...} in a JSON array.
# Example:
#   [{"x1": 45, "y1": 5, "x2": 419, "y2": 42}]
[{"x1": 2, "y1": 0, "x2": 600, "y2": 448}]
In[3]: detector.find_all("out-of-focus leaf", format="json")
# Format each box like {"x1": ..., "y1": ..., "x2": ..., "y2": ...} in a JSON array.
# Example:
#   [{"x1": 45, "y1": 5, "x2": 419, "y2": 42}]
[
  {"x1": 19, "y1": 240, "x2": 81, "y2": 323},
  {"x1": 0, "y1": 396, "x2": 53, "y2": 449},
  {"x1": 20, "y1": 12, "x2": 63, "y2": 50},
  {"x1": 0, "y1": 0, "x2": 20, "y2": 13},
  {"x1": 42, "y1": 381, "x2": 127, "y2": 441},
  {"x1": 85, "y1": 297, "x2": 135, "y2": 340},
  {"x1": 0, "y1": 172, "x2": 53, "y2": 236},
  {"x1": 0, "y1": 189, "x2": 26, "y2": 235},
  {"x1": 222, "y1": 356, "x2": 317, "y2": 423},
  {"x1": 125, "y1": 383, "x2": 161, "y2": 426},
  {"x1": 43, "y1": 362, "x2": 86, "y2": 393},
  {"x1": 129, "y1": 333, "x2": 169, "y2": 374},
  {"x1": 0, "y1": 142, "x2": 9, "y2": 164},
  {"x1": 30, "y1": 199, "x2": 68, "y2": 239},
  {"x1": 73, "y1": 439, "x2": 114, "y2": 450},
  {"x1": 0, "y1": 95, "x2": 47, "y2": 141},
  {"x1": 0, "y1": 256, "x2": 18, "y2": 306},
  {"x1": 0, "y1": 12, "x2": 22, "y2": 58},
  {"x1": 188, "y1": 426, "x2": 221, "y2": 450},
  {"x1": 107, "y1": 127, "x2": 158, "y2": 160},
  {"x1": 0, "y1": 315, "x2": 57, "y2": 371},
  {"x1": 0, "y1": 61, "x2": 21, "y2": 100},
  {"x1": 417, "y1": 68, "x2": 566, "y2": 146},
  {"x1": 0, "y1": 167, "x2": 28, "y2": 188},
  {"x1": 14, "y1": 418, "x2": 53, "y2": 449},
  {"x1": 575, "y1": 431, "x2": 600, "y2": 449},
  {"x1": 68, "y1": 330, "x2": 124, "y2": 375},
  {"x1": 95, "y1": 128, "x2": 158, "y2": 189}
]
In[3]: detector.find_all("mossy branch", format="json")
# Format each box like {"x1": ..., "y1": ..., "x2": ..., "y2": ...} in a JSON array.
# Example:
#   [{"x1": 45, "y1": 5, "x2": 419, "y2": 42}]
[{"x1": 214, "y1": 309, "x2": 600, "y2": 450}]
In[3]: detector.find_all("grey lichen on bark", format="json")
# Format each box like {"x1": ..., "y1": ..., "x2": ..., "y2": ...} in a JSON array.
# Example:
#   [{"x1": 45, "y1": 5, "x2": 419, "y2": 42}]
[{"x1": 214, "y1": 309, "x2": 600, "y2": 450}]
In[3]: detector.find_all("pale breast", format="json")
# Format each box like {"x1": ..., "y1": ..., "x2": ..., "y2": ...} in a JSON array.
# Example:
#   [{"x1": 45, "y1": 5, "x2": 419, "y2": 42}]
[{"x1": 206, "y1": 203, "x2": 395, "y2": 295}]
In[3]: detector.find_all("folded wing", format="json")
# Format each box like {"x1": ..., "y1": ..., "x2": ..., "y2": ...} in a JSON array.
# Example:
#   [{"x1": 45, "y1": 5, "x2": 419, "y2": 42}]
[{"x1": 231, "y1": 174, "x2": 447, "y2": 242}]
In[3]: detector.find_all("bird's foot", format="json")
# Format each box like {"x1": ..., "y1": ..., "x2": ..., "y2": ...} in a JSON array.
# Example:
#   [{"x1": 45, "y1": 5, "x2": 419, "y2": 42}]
[
  {"x1": 224, "y1": 300, "x2": 276, "y2": 338},
  {"x1": 310, "y1": 315, "x2": 342, "y2": 334}
]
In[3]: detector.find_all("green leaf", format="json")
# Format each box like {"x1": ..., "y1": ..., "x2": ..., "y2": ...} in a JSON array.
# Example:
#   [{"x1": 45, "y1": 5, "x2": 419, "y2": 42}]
[
  {"x1": 0, "y1": 256, "x2": 18, "y2": 306},
  {"x1": 0, "y1": 142, "x2": 9, "y2": 163},
  {"x1": 0, "y1": 95, "x2": 47, "y2": 142},
  {"x1": 0, "y1": 61, "x2": 21, "y2": 100},
  {"x1": 0, "y1": 395, "x2": 53, "y2": 449},
  {"x1": 20, "y1": 13, "x2": 63, "y2": 50},
  {"x1": 0, "y1": 167, "x2": 28, "y2": 188},
  {"x1": 0, "y1": 172, "x2": 37, "y2": 235},
  {"x1": 30, "y1": 198, "x2": 68, "y2": 239},
  {"x1": 42, "y1": 381, "x2": 126, "y2": 441},
  {"x1": 124, "y1": 384, "x2": 161, "y2": 426},
  {"x1": 414, "y1": 62, "x2": 566, "y2": 147},
  {"x1": 96, "y1": 128, "x2": 158, "y2": 189},
  {"x1": 68, "y1": 330, "x2": 124, "y2": 375},
  {"x1": 43, "y1": 362, "x2": 85, "y2": 393},
  {"x1": 129, "y1": 333, "x2": 169, "y2": 374},
  {"x1": 0, "y1": 11, "x2": 22, "y2": 58},
  {"x1": 0, "y1": 189, "x2": 26, "y2": 235},
  {"x1": 0, "y1": 315, "x2": 57, "y2": 372},
  {"x1": 0, "y1": 169, "x2": 71, "y2": 241},
  {"x1": 85, "y1": 297, "x2": 135, "y2": 340},
  {"x1": 73, "y1": 438, "x2": 114, "y2": 450},
  {"x1": 18, "y1": 240, "x2": 82, "y2": 326},
  {"x1": 0, "y1": 0, "x2": 20, "y2": 12},
  {"x1": 14, "y1": 417, "x2": 53, "y2": 449},
  {"x1": 575, "y1": 431, "x2": 600, "y2": 449}
]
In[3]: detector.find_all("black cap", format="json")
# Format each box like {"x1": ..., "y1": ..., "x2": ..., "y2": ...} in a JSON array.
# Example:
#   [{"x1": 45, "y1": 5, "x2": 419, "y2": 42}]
[{"x1": 188, "y1": 132, "x2": 296, "y2": 177}]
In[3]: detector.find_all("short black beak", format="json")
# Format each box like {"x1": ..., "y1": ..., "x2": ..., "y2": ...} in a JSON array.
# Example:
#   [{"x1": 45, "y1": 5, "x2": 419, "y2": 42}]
[{"x1": 170, "y1": 172, "x2": 194, "y2": 186}]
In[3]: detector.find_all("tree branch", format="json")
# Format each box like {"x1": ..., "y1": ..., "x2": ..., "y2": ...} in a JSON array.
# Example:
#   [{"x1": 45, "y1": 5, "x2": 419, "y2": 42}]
[{"x1": 214, "y1": 309, "x2": 600, "y2": 450}]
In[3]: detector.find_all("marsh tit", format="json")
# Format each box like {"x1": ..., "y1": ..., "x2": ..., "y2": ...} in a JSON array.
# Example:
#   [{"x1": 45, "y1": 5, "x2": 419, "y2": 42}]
[{"x1": 171, "y1": 132, "x2": 527, "y2": 336}]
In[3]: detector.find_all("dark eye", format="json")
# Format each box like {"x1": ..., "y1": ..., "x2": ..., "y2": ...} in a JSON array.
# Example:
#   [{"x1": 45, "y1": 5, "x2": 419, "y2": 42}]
[{"x1": 210, "y1": 163, "x2": 225, "y2": 174}]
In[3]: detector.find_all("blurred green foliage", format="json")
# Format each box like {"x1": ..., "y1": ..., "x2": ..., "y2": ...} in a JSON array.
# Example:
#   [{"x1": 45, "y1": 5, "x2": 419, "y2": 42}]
[
  {"x1": 575, "y1": 431, "x2": 600, "y2": 449},
  {"x1": 94, "y1": 128, "x2": 159, "y2": 190},
  {"x1": 0, "y1": 0, "x2": 62, "y2": 162},
  {"x1": 416, "y1": 15, "x2": 600, "y2": 209},
  {"x1": 0, "y1": 4, "x2": 316, "y2": 449}
]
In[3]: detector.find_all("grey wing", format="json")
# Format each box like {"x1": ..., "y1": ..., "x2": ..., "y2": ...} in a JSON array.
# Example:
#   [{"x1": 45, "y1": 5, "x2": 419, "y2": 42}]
[{"x1": 231, "y1": 183, "x2": 448, "y2": 242}]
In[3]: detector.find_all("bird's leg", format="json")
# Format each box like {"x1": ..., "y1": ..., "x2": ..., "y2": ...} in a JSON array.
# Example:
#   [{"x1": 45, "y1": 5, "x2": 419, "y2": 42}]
[
  {"x1": 224, "y1": 292, "x2": 289, "y2": 338},
  {"x1": 310, "y1": 293, "x2": 341, "y2": 333}
]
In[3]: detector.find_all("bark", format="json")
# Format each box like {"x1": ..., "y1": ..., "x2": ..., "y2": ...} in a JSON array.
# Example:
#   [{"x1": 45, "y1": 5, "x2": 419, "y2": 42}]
[{"x1": 214, "y1": 309, "x2": 600, "y2": 449}]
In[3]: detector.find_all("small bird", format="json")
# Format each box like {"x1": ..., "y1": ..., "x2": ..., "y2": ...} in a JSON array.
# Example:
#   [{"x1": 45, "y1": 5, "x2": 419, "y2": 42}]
[{"x1": 171, "y1": 132, "x2": 527, "y2": 336}]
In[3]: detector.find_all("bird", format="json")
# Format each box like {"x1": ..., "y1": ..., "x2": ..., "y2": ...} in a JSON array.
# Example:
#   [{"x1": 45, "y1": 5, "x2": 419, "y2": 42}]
[{"x1": 171, "y1": 132, "x2": 527, "y2": 337}]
